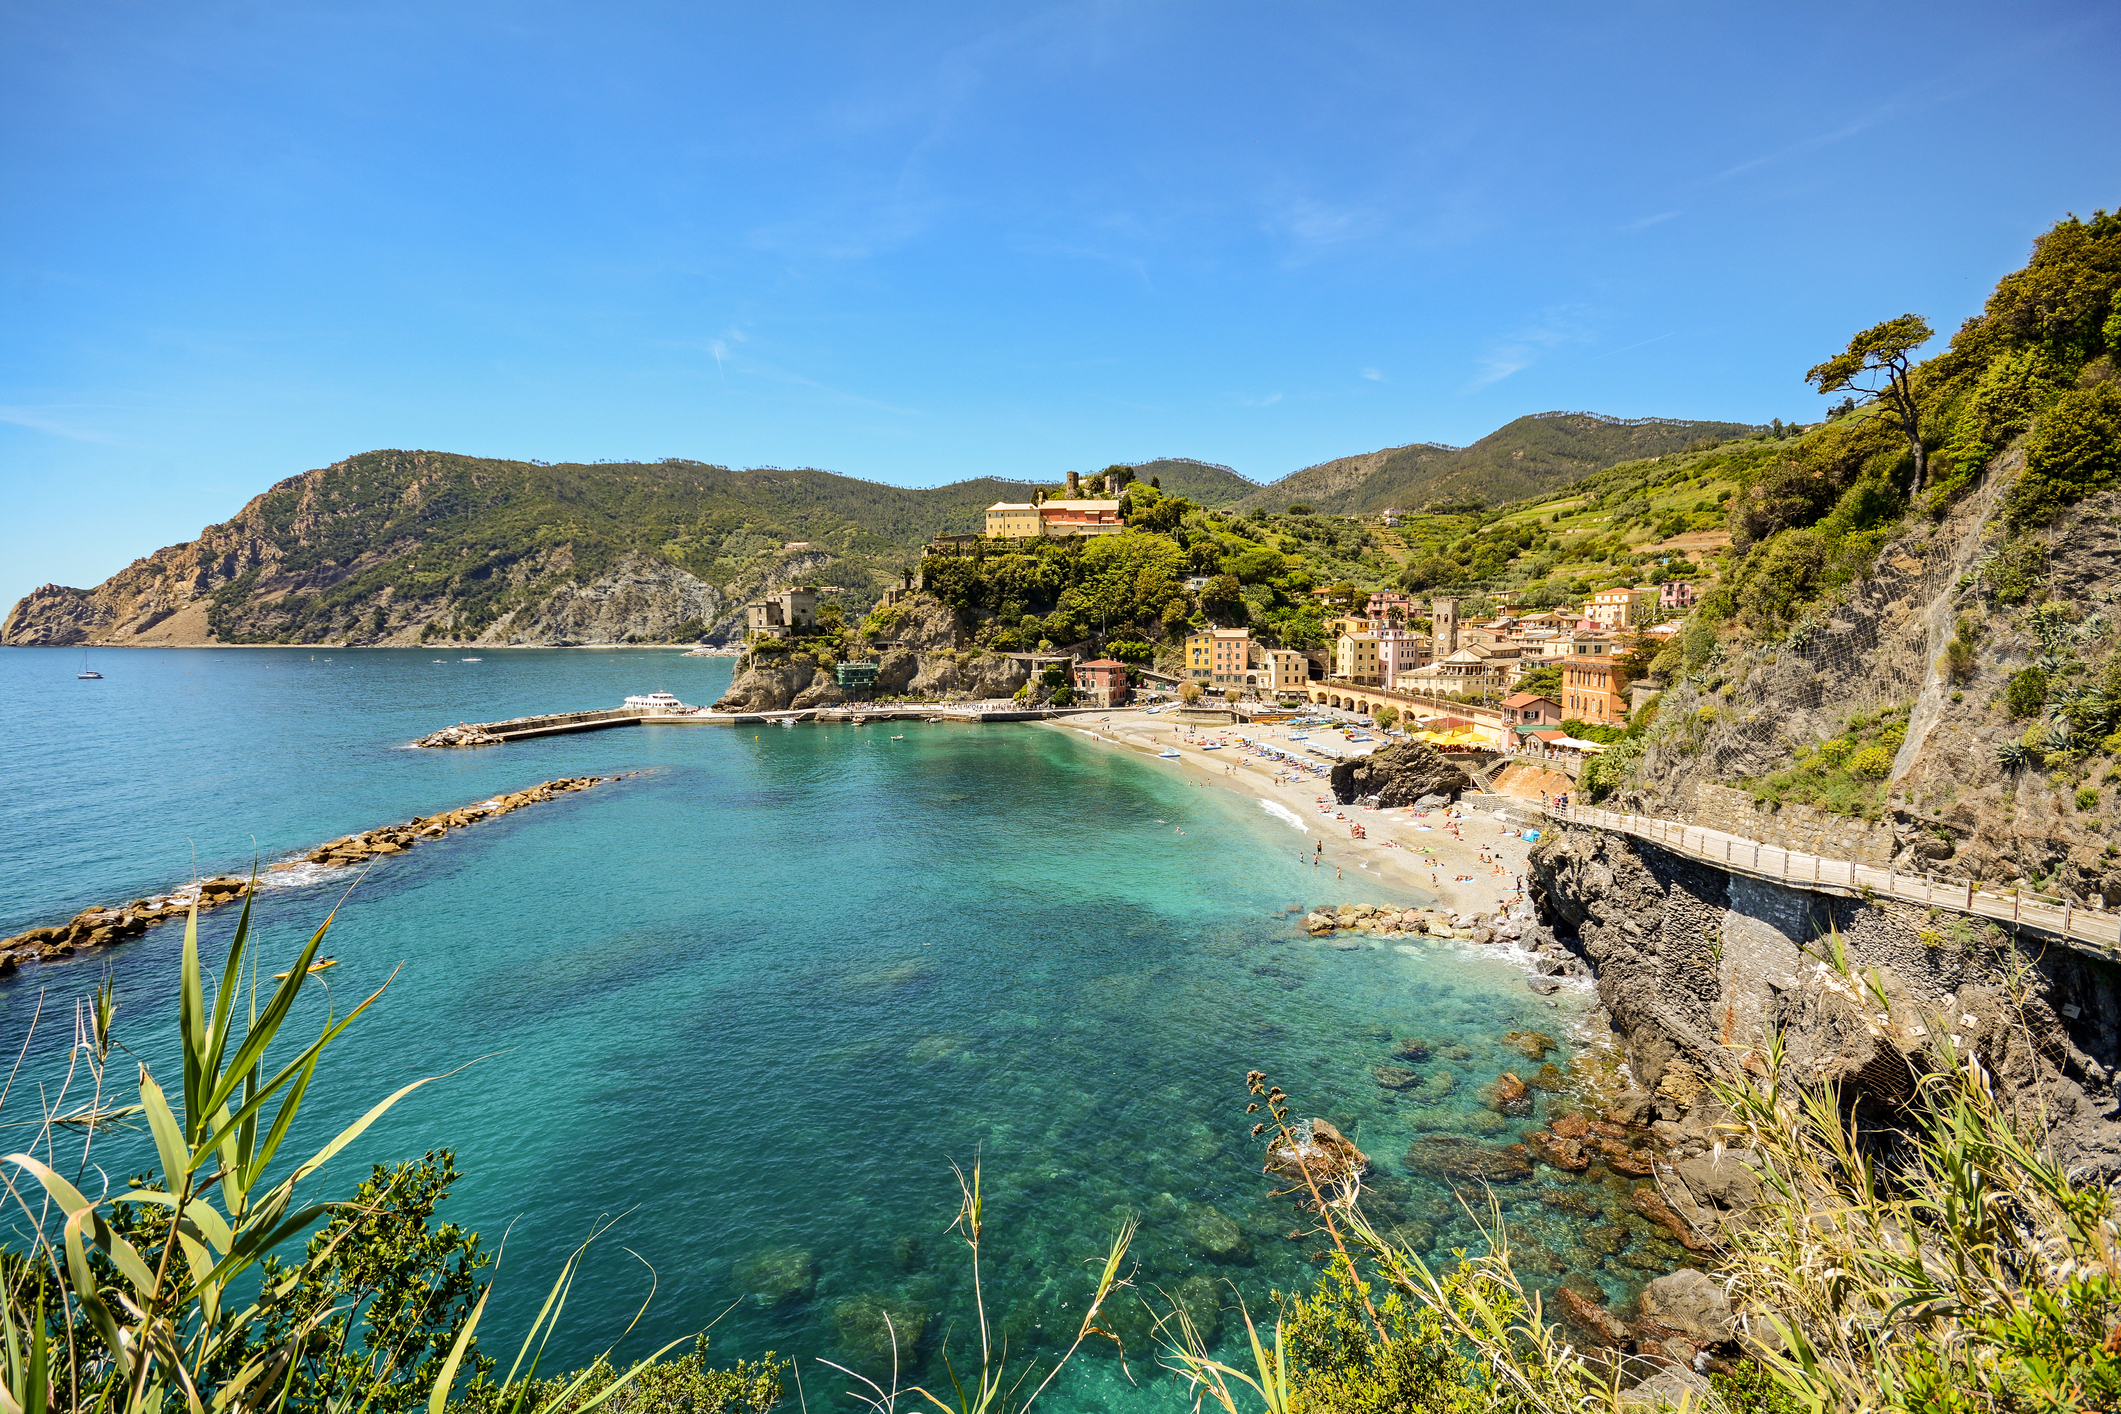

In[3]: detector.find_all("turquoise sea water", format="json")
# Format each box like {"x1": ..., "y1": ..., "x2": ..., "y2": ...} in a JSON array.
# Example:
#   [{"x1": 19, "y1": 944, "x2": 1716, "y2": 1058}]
[{"x1": 1, "y1": 648, "x2": 1638, "y2": 1411}]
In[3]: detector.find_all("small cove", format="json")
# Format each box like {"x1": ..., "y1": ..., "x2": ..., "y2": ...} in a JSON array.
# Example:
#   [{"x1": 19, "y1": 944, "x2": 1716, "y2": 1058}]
[{"x1": 0, "y1": 649, "x2": 1655, "y2": 1412}]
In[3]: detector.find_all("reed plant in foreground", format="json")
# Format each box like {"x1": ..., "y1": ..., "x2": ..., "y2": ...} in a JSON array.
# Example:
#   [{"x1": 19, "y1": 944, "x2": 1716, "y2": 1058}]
[
  {"x1": 819, "y1": 1158, "x2": 1137, "y2": 1414},
  {"x1": 0, "y1": 882, "x2": 697, "y2": 1414},
  {"x1": 1162, "y1": 1031, "x2": 2121, "y2": 1414}
]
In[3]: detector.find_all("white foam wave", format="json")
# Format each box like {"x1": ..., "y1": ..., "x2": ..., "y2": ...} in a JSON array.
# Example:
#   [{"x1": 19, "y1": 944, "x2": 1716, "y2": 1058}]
[
  {"x1": 1257, "y1": 798, "x2": 1308, "y2": 834},
  {"x1": 255, "y1": 861, "x2": 344, "y2": 889}
]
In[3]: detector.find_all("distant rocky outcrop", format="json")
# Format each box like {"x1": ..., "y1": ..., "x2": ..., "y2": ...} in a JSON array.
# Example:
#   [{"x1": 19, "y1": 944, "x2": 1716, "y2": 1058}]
[{"x1": 1329, "y1": 740, "x2": 1473, "y2": 806}]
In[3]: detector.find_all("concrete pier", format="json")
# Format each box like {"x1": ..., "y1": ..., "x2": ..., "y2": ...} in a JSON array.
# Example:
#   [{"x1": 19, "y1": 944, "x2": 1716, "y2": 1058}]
[{"x1": 415, "y1": 701, "x2": 1110, "y2": 746}]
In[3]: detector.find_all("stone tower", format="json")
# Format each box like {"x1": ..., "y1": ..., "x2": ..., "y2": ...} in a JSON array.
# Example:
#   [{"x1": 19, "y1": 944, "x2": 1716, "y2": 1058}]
[
  {"x1": 1066, "y1": 469, "x2": 1080, "y2": 496},
  {"x1": 1431, "y1": 597, "x2": 1458, "y2": 656}
]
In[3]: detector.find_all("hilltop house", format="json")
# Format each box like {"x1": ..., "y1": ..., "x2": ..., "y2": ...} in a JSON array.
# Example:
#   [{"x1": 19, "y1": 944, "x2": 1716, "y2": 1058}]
[
  {"x1": 983, "y1": 499, "x2": 1125, "y2": 539},
  {"x1": 744, "y1": 587, "x2": 817, "y2": 638},
  {"x1": 1501, "y1": 691, "x2": 1564, "y2": 727}
]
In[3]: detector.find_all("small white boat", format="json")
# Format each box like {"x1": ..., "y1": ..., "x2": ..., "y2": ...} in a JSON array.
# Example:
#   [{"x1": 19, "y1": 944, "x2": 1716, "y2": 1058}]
[
  {"x1": 1158, "y1": 748, "x2": 1181, "y2": 758},
  {"x1": 460, "y1": 657, "x2": 482, "y2": 662},
  {"x1": 891, "y1": 734, "x2": 904, "y2": 740},
  {"x1": 77, "y1": 649, "x2": 101, "y2": 679},
  {"x1": 1287, "y1": 732, "x2": 1308, "y2": 740}
]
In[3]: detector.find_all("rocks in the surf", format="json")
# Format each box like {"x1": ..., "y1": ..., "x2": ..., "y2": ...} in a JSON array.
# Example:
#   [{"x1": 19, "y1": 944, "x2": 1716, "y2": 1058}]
[
  {"x1": 1482, "y1": 1072, "x2": 1534, "y2": 1115},
  {"x1": 413, "y1": 723, "x2": 502, "y2": 747},
  {"x1": 1502, "y1": 1029, "x2": 1556, "y2": 1060},
  {"x1": 1402, "y1": 1135, "x2": 1533, "y2": 1184},
  {"x1": 734, "y1": 1245, "x2": 816, "y2": 1305},
  {"x1": 1328, "y1": 740, "x2": 1473, "y2": 808},
  {"x1": 1391, "y1": 1038, "x2": 1432, "y2": 1062},
  {"x1": 1529, "y1": 1062, "x2": 1567, "y2": 1091},
  {"x1": 1265, "y1": 1118, "x2": 1369, "y2": 1191},
  {"x1": 1522, "y1": 1129, "x2": 1592, "y2": 1172},
  {"x1": 1182, "y1": 1205, "x2": 1254, "y2": 1264},
  {"x1": 1554, "y1": 1282, "x2": 1633, "y2": 1350},
  {"x1": 1526, "y1": 975, "x2": 1562, "y2": 995}
]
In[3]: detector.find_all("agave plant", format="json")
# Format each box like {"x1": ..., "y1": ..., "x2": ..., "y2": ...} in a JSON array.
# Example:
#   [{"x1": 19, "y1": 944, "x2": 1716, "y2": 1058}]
[{"x1": 1995, "y1": 737, "x2": 2033, "y2": 772}]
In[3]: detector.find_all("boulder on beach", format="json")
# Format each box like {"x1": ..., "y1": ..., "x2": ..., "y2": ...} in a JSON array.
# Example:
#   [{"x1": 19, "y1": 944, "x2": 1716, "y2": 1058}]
[{"x1": 1328, "y1": 740, "x2": 1473, "y2": 808}]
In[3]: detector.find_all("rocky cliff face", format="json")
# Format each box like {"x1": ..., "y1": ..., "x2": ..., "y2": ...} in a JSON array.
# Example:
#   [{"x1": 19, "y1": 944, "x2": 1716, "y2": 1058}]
[
  {"x1": 1528, "y1": 822, "x2": 2121, "y2": 1177},
  {"x1": 712, "y1": 594, "x2": 1036, "y2": 710},
  {"x1": 1612, "y1": 469, "x2": 2121, "y2": 904},
  {"x1": 0, "y1": 452, "x2": 852, "y2": 648}
]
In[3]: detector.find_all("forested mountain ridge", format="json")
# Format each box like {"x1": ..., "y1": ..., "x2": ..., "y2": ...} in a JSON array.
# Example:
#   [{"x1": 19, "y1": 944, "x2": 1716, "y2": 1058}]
[
  {"x1": 1235, "y1": 411, "x2": 1762, "y2": 516},
  {"x1": 2, "y1": 410, "x2": 1753, "y2": 649}
]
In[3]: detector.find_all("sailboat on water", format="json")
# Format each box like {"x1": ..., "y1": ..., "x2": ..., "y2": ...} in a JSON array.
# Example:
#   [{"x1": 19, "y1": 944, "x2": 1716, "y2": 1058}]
[{"x1": 77, "y1": 649, "x2": 102, "y2": 680}]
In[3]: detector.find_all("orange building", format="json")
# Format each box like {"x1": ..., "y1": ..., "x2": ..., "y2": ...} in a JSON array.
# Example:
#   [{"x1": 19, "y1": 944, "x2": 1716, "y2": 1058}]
[{"x1": 1560, "y1": 656, "x2": 1632, "y2": 725}]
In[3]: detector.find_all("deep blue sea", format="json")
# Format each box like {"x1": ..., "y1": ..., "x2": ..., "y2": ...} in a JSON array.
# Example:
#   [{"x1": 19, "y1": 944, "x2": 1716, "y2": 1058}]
[{"x1": 1, "y1": 647, "x2": 1619, "y2": 1411}]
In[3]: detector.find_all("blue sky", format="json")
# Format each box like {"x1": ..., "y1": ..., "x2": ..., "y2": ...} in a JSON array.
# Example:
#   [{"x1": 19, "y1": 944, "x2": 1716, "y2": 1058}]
[{"x1": 4, "y1": 2, "x2": 2117, "y2": 611}]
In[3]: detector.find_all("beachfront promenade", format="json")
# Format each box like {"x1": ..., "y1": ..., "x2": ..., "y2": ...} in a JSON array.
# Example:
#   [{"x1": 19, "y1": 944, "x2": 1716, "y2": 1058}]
[
  {"x1": 417, "y1": 698, "x2": 1110, "y2": 745},
  {"x1": 1547, "y1": 800, "x2": 2121, "y2": 957}
]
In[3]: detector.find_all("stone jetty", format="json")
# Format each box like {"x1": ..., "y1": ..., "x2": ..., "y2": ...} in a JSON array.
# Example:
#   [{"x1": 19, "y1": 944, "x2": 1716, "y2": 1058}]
[{"x1": 0, "y1": 776, "x2": 611, "y2": 972}]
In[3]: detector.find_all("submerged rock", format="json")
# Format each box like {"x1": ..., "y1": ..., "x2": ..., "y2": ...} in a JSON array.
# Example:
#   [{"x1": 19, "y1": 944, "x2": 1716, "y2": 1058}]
[
  {"x1": 1391, "y1": 1038, "x2": 1433, "y2": 1062},
  {"x1": 1403, "y1": 1135, "x2": 1533, "y2": 1184},
  {"x1": 1373, "y1": 1065, "x2": 1424, "y2": 1091},
  {"x1": 1502, "y1": 1029, "x2": 1557, "y2": 1061},
  {"x1": 1183, "y1": 1205, "x2": 1254, "y2": 1264},
  {"x1": 830, "y1": 1294, "x2": 930, "y2": 1368},
  {"x1": 733, "y1": 1246, "x2": 814, "y2": 1305}
]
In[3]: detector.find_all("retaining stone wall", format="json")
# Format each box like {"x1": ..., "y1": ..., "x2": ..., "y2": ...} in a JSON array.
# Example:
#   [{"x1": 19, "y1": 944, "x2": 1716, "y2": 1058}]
[{"x1": 1687, "y1": 782, "x2": 1897, "y2": 866}]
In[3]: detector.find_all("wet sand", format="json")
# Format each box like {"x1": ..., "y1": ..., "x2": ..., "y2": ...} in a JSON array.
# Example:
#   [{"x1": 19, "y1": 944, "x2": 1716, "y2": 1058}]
[{"x1": 1047, "y1": 709, "x2": 1543, "y2": 915}]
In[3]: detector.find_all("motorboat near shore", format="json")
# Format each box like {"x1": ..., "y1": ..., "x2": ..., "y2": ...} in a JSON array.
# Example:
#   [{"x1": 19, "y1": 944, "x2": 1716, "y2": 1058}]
[{"x1": 623, "y1": 690, "x2": 698, "y2": 713}]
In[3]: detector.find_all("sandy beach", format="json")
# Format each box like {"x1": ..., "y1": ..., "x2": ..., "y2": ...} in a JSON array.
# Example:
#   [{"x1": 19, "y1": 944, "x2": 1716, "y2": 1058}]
[{"x1": 1045, "y1": 707, "x2": 1545, "y2": 915}]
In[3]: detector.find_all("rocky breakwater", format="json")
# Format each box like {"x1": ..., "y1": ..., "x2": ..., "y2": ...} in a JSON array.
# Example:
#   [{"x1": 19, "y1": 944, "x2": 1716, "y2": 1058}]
[
  {"x1": 414, "y1": 723, "x2": 504, "y2": 747},
  {"x1": 1329, "y1": 739, "x2": 1473, "y2": 807},
  {"x1": 1300, "y1": 902, "x2": 1590, "y2": 992},
  {"x1": 0, "y1": 777, "x2": 612, "y2": 972}
]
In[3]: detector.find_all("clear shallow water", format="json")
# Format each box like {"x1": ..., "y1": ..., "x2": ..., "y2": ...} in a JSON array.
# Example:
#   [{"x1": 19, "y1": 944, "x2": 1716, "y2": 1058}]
[{"x1": 0, "y1": 648, "x2": 1646, "y2": 1411}]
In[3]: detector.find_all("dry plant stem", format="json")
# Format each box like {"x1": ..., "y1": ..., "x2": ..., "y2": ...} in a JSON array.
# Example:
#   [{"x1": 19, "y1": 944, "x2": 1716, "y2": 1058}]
[{"x1": 1243, "y1": 1072, "x2": 1383, "y2": 1342}]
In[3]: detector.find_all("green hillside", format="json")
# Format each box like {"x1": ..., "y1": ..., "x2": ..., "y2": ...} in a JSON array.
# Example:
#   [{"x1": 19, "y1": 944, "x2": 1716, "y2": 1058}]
[
  {"x1": 1122, "y1": 457, "x2": 1261, "y2": 505},
  {"x1": 1237, "y1": 412, "x2": 1762, "y2": 515}
]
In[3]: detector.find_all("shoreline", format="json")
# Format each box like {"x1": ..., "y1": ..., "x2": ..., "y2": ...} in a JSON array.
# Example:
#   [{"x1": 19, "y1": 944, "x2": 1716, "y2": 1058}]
[
  {"x1": 11, "y1": 642, "x2": 717, "y2": 651},
  {"x1": 1044, "y1": 709, "x2": 1543, "y2": 916}
]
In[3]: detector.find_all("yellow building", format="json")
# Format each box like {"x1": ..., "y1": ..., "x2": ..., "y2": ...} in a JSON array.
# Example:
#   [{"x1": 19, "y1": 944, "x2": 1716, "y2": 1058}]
[
  {"x1": 985, "y1": 502, "x2": 1042, "y2": 538},
  {"x1": 1333, "y1": 633, "x2": 1381, "y2": 685}
]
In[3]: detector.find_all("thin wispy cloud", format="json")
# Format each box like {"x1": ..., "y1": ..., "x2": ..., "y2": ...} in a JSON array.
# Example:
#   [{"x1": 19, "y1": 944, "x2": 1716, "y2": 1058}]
[
  {"x1": 1622, "y1": 210, "x2": 1681, "y2": 231},
  {"x1": 0, "y1": 406, "x2": 121, "y2": 444},
  {"x1": 1713, "y1": 110, "x2": 1887, "y2": 182},
  {"x1": 1240, "y1": 391, "x2": 1284, "y2": 408},
  {"x1": 1464, "y1": 309, "x2": 1591, "y2": 393},
  {"x1": 1360, "y1": 368, "x2": 1383, "y2": 381}
]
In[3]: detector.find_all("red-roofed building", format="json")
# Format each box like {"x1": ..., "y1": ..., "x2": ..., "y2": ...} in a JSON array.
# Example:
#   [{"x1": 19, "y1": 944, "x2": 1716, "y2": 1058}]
[
  {"x1": 1073, "y1": 658, "x2": 1131, "y2": 707},
  {"x1": 1501, "y1": 692, "x2": 1563, "y2": 727}
]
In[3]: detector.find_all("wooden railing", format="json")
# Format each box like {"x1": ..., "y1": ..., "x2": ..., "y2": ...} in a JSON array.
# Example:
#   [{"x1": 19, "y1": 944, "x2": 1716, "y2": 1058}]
[{"x1": 1552, "y1": 802, "x2": 2120, "y2": 955}]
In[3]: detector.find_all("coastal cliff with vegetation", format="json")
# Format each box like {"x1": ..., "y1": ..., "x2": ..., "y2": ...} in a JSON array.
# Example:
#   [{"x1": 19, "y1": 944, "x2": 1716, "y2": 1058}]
[{"x1": 2, "y1": 413, "x2": 1753, "y2": 651}]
